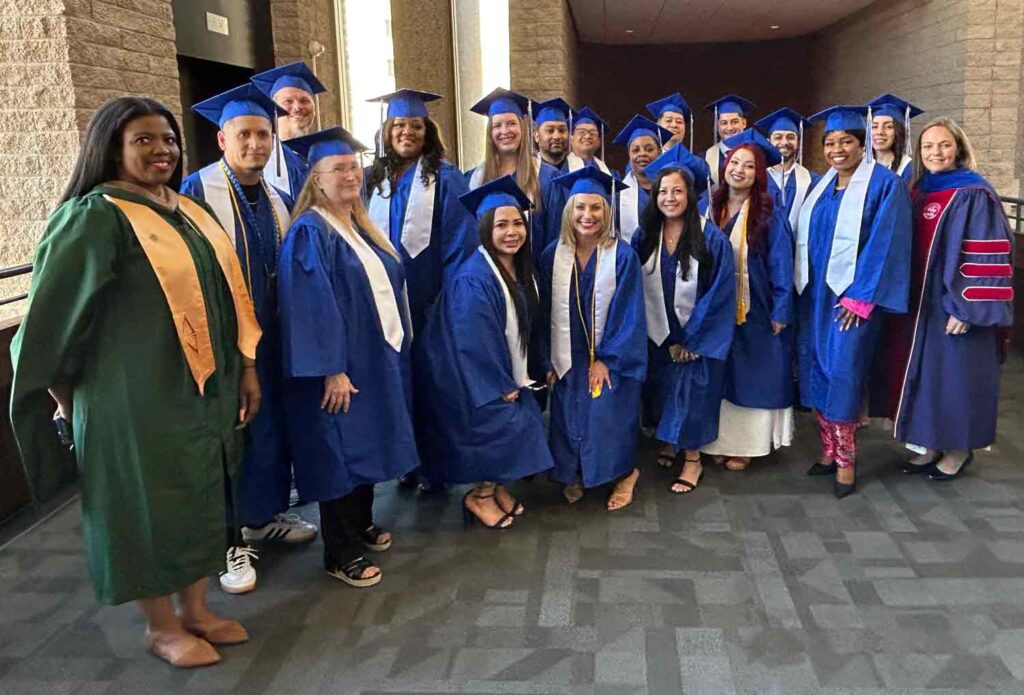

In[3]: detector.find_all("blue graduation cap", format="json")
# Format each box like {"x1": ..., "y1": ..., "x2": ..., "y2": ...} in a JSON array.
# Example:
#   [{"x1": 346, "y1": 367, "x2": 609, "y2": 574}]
[
  {"x1": 706, "y1": 94, "x2": 756, "y2": 117},
  {"x1": 809, "y1": 105, "x2": 869, "y2": 133},
  {"x1": 646, "y1": 92, "x2": 692, "y2": 121},
  {"x1": 612, "y1": 115, "x2": 673, "y2": 150},
  {"x1": 368, "y1": 88, "x2": 442, "y2": 119},
  {"x1": 572, "y1": 106, "x2": 605, "y2": 132},
  {"x1": 754, "y1": 107, "x2": 807, "y2": 136},
  {"x1": 284, "y1": 126, "x2": 367, "y2": 168},
  {"x1": 470, "y1": 87, "x2": 530, "y2": 119},
  {"x1": 251, "y1": 61, "x2": 327, "y2": 98},
  {"x1": 458, "y1": 174, "x2": 533, "y2": 220},
  {"x1": 552, "y1": 166, "x2": 627, "y2": 203},
  {"x1": 722, "y1": 129, "x2": 783, "y2": 167},
  {"x1": 192, "y1": 84, "x2": 287, "y2": 128},
  {"x1": 532, "y1": 97, "x2": 573, "y2": 126},
  {"x1": 866, "y1": 93, "x2": 924, "y2": 122},
  {"x1": 643, "y1": 145, "x2": 711, "y2": 196}
]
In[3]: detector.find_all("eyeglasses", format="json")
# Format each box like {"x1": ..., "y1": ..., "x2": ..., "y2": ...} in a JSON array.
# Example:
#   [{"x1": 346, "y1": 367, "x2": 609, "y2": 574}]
[{"x1": 575, "y1": 128, "x2": 599, "y2": 138}]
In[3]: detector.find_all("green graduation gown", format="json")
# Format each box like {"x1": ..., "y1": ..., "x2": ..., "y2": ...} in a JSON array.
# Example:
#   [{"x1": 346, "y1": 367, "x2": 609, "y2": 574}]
[{"x1": 10, "y1": 186, "x2": 243, "y2": 605}]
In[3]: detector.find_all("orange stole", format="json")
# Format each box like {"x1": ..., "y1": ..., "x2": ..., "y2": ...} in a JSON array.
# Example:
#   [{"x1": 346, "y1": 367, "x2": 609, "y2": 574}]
[{"x1": 103, "y1": 194, "x2": 262, "y2": 395}]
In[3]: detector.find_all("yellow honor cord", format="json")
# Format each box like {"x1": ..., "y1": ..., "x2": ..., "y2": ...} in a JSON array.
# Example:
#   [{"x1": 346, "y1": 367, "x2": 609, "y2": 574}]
[
  {"x1": 572, "y1": 249, "x2": 603, "y2": 399},
  {"x1": 220, "y1": 161, "x2": 284, "y2": 295}
]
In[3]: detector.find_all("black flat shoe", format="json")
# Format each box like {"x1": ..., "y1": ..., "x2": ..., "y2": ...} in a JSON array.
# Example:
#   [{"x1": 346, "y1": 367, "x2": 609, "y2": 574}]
[
  {"x1": 807, "y1": 461, "x2": 837, "y2": 476},
  {"x1": 928, "y1": 453, "x2": 974, "y2": 481},
  {"x1": 898, "y1": 451, "x2": 942, "y2": 474},
  {"x1": 834, "y1": 479, "x2": 857, "y2": 499}
]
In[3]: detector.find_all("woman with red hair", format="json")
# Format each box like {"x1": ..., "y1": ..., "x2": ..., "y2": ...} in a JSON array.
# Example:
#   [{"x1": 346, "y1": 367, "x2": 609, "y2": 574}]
[{"x1": 701, "y1": 130, "x2": 796, "y2": 471}]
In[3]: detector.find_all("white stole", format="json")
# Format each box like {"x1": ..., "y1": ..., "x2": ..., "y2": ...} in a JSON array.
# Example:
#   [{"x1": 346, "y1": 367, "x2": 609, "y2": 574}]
[
  {"x1": 367, "y1": 157, "x2": 436, "y2": 259},
  {"x1": 619, "y1": 171, "x2": 641, "y2": 242},
  {"x1": 198, "y1": 162, "x2": 291, "y2": 246},
  {"x1": 467, "y1": 165, "x2": 485, "y2": 191},
  {"x1": 642, "y1": 221, "x2": 703, "y2": 345},
  {"x1": 315, "y1": 206, "x2": 407, "y2": 352},
  {"x1": 551, "y1": 240, "x2": 618, "y2": 378},
  {"x1": 262, "y1": 136, "x2": 291, "y2": 197},
  {"x1": 566, "y1": 152, "x2": 611, "y2": 174},
  {"x1": 896, "y1": 154, "x2": 913, "y2": 178},
  {"x1": 794, "y1": 158, "x2": 876, "y2": 296},
  {"x1": 769, "y1": 164, "x2": 813, "y2": 231},
  {"x1": 705, "y1": 142, "x2": 728, "y2": 188},
  {"x1": 478, "y1": 247, "x2": 529, "y2": 388}
]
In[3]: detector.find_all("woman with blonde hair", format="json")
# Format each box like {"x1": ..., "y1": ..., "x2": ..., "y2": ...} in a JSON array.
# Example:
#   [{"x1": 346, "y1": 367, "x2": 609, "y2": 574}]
[
  {"x1": 278, "y1": 127, "x2": 419, "y2": 587},
  {"x1": 885, "y1": 117, "x2": 1013, "y2": 480},
  {"x1": 539, "y1": 167, "x2": 648, "y2": 509}
]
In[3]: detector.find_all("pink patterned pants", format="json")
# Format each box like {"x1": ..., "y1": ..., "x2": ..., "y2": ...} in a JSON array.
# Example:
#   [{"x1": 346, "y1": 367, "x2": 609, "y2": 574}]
[{"x1": 816, "y1": 412, "x2": 857, "y2": 469}]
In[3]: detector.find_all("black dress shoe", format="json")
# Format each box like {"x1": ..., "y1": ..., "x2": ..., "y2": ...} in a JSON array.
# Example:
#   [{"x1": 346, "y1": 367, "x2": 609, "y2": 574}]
[
  {"x1": 898, "y1": 451, "x2": 942, "y2": 474},
  {"x1": 834, "y1": 479, "x2": 857, "y2": 499},
  {"x1": 928, "y1": 453, "x2": 974, "y2": 481},
  {"x1": 807, "y1": 461, "x2": 837, "y2": 476}
]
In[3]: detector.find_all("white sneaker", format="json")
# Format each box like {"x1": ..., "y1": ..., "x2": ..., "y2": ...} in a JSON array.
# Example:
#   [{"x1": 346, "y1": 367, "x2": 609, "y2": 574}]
[
  {"x1": 242, "y1": 512, "x2": 318, "y2": 544},
  {"x1": 219, "y1": 546, "x2": 258, "y2": 594}
]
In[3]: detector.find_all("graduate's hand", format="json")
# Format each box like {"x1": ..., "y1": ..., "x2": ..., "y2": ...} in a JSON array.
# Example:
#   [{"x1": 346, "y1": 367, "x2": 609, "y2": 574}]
[
  {"x1": 833, "y1": 305, "x2": 863, "y2": 332},
  {"x1": 946, "y1": 316, "x2": 970, "y2": 335},
  {"x1": 589, "y1": 360, "x2": 612, "y2": 393},
  {"x1": 323, "y1": 373, "x2": 358, "y2": 414},
  {"x1": 772, "y1": 321, "x2": 788, "y2": 336},
  {"x1": 546, "y1": 370, "x2": 558, "y2": 385},
  {"x1": 48, "y1": 383, "x2": 72, "y2": 421},
  {"x1": 238, "y1": 366, "x2": 262, "y2": 425},
  {"x1": 503, "y1": 389, "x2": 520, "y2": 402}
]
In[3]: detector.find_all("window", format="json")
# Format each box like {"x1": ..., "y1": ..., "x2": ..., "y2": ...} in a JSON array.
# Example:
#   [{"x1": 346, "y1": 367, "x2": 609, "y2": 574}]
[{"x1": 337, "y1": 0, "x2": 396, "y2": 154}]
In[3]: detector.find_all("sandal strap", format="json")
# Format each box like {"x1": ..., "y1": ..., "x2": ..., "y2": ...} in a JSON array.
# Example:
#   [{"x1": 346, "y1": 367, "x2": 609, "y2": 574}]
[
  {"x1": 363, "y1": 524, "x2": 388, "y2": 542},
  {"x1": 339, "y1": 557, "x2": 377, "y2": 579}
]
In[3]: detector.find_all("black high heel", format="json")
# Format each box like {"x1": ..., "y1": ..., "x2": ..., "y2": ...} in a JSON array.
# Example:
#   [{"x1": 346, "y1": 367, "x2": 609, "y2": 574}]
[
  {"x1": 807, "y1": 460, "x2": 837, "y2": 476},
  {"x1": 898, "y1": 451, "x2": 942, "y2": 474},
  {"x1": 833, "y1": 479, "x2": 857, "y2": 499},
  {"x1": 462, "y1": 490, "x2": 515, "y2": 529},
  {"x1": 928, "y1": 452, "x2": 974, "y2": 481}
]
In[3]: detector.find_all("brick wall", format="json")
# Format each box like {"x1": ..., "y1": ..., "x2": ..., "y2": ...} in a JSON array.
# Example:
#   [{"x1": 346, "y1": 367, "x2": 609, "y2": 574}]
[
  {"x1": 510, "y1": 0, "x2": 578, "y2": 104},
  {"x1": 270, "y1": 0, "x2": 343, "y2": 130}
]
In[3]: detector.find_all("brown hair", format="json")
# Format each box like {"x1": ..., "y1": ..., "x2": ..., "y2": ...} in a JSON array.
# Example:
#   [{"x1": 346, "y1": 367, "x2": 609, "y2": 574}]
[
  {"x1": 481, "y1": 114, "x2": 542, "y2": 210},
  {"x1": 912, "y1": 117, "x2": 976, "y2": 184}
]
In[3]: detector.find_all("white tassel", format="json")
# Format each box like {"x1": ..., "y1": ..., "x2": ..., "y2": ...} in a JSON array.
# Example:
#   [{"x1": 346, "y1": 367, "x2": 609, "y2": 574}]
[{"x1": 865, "y1": 106, "x2": 874, "y2": 164}]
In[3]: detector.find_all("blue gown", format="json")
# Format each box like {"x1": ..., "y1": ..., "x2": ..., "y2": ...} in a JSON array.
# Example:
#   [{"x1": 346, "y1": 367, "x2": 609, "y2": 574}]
[
  {"x1": 265, "y1": 142, "x2": 309, "y2": 200},
  {"x1": 415, "y1": 250, "x2": 554, "y2": 484},
  {"x1": 539, "y1": 240, "x2": 648, "y2": 488},
  {"x1": 277, "y1": 211, "x2": 418, "y2": 501},
  {"x1": 893, "y1": 169, "x2": 1013, "y2": 450},
  {"x1": 796, "y1": 166, "x2": 911, "y2": 423},
  {"x1": 720, "y1": 208, "x2": 796, "y2": 408},
  {"x1": 632, "y1": 223, "x2": 736, "y2": 450},
  {"x1": 180, "y1": 164, "x2": 294, "y2": 526},
  {"x1": 769, "y1": 168, "x2": 822, "y2": 223}
]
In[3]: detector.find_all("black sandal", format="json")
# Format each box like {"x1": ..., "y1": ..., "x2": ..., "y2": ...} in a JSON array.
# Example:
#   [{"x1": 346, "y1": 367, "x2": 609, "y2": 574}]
[
  {"x1": 670, "y1": 456, "x2": 703, "y2": 494},
  {"x1": 360, "y1": 524, "x2": 392, "y2": 552},
  {"x1": 494, "y1": 486, "x2": 525, "y2": 517},
  {"x1": 462, "y1": 490, "x2": 514, "y2": 529},
  {"x1": 656, "y1": 451, "x2": 675, "y2": 468},
  {"x1": 326, "y1": 557, "x2": 381, "y2": 587}
]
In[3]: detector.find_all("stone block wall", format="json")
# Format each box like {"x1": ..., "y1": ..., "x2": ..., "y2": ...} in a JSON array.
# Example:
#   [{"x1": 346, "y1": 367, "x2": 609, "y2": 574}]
[{"x1": 510, "y1": 0, "x2": 578, "y2": 104}]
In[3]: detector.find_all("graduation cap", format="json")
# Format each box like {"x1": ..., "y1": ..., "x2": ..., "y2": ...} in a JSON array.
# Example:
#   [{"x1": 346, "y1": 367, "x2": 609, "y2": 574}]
[
  {"x1": 612, "y1": 115, "x2": 673, "y2": 151},
  {"x1": 809, "y1": 105, "x2": 872, "y2": 162},
  {"x1": 251, "y1": 61, "x2": 327, "y2": 98},
  {"x1": 470, "y1": 87, "x2": 531, "y2": 119},
  {"x1": 721, "y1": 129, "x2": 783, "y2": 168},
  {"x1": 706, "y1": 94, "x2": 756, "y2": 144},
  {"x1": 866, "y1": 93, "x2": 924, "y2": 158},
  {"x1": 572, "y1": 106, "x2": 608, "y2": 162},
  {"x1": 643, "y1": 145, "x2": 711, "y2": 197},
  {"x1": 458, "y1": 174, "x2": 533, "y2": 220},
  {"x1": 532, "y1": 97, "x2": 573, "y2": 126},
  {"x1": 284, "y1": 126, "x2": 367, "y2": 168},
  {"x1": 192, "y1": 84, "x2": 287, "y2": 128},
  {"x1": 552, "y1": 165, "x2": 627, "y2": 203},
  {"x1": 754, "y1": 108, "x2": 808, "y2": 165},
  {"x1": 368, "y1": 88, "x2": 442, "y2": 119},
  {"x1": 646, "y1": 93, "x2": 694, "y2": 151}
]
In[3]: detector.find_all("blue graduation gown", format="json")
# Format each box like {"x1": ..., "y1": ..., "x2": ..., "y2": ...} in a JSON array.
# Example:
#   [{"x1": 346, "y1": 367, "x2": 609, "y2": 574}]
[
  {"x1": 893, "y1": 172, "x2": 1013, "y2": 450},
  {"x1": 632, "y1": 223, "x2": 736, "y2": 450},
  {"x1": 382, "y1": 160, "x2": 478, "y2": 334},
  {"x1": 539, "y1": 240, "x2": 647, "y2": 488},
  {"x1": 770, "y1": 169, "x2": 822, "y2": 223},
  {"x1": 720, "y1": 208, "x2": 796, "y2": 409},
  {"x1": 265, "y1": 142, "x2": 310, "y2": 200},
  {"x1": 414, "y1": 250, "x2": 554, "y2": 484},
  {"x1": 278, "y1": 211, "x2": 419, "y2": 501},
  {"x1": 180, "y1": 165, "x2": 294, "y2": 525},
  {"x1": 796, "y1": 166, "x2": 911, "y2": 423}
]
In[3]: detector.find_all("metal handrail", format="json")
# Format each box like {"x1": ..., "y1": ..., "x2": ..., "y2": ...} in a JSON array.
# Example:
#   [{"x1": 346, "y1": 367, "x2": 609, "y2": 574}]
[
  {"x1": 0, "y1": 263, "x2": 32, "y2": 307},
  {"x1": 1001, "y1": 196, "x2": 1023, "y2": 236}
]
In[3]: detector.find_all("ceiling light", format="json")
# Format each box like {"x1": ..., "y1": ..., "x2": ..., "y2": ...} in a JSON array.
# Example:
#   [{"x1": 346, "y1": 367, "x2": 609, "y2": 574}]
[
  {"x1": 770, "y1": 24, "x2": 780, "y2": 29},
  {"x1": 625, "y1": 29, "x2": 634, "y2": 34}
]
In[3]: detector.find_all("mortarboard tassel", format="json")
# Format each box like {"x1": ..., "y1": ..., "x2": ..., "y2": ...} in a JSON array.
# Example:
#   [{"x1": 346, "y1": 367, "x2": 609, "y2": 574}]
[
  {"x1": 904, "y1": 104, "x2": 912, "y2": 158},
  {"x1": 377, "y1": 99, "x2": 385, "y2": 158},
  {"x1": 865, "y1": 106, "x2": 874, "y2": 164},
  {"x1": 689, "y1": 112, "x2": 694, "y2": 152}
]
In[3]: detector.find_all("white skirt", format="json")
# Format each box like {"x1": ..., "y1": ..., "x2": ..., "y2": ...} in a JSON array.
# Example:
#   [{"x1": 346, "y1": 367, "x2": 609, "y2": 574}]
[{"x1": 700, "y1": 400, "x2": 794, "y2": 458}]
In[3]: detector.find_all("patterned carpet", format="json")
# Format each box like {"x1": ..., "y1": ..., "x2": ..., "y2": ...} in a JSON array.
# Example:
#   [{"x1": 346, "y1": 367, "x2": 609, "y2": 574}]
[{"x1": 1, "y1": 361, "x2": 1023, "y2": 694}]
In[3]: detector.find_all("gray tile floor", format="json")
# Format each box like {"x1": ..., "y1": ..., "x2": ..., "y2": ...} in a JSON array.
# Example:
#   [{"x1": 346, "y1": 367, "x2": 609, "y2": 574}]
[{"x1": 3, "y1": 362, "x2": 1024, "y2": 694}]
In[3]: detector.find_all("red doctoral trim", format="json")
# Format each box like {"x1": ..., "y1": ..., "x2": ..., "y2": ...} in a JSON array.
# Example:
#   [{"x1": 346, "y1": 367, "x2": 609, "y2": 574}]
[
  {"x1": 962, "y1": 286, "x2": 1014, "y2": 301},
  {"x1": 962, "y1": 239, "x2": 1012, "y2": 254},
  {"x1": 959, "y1": 263, "x2": 1013, "y2": 278}
]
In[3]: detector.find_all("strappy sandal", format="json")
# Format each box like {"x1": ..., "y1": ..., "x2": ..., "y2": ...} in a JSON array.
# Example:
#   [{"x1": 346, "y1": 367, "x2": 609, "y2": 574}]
[
  {"x1": 607, "y1": 468, "x2": 640, "y2": 511},
  {"x1": 462, "y1": 490, "x2": 514, "y2": 529},
  {"x1": 360, "y1": 524, "x2": 392, "y2": 552},
  {"x1": 563, "y1": 484, "x2": 584, "y2": 504},
  {"x1": 495, "y1": 485, "x2": 525, "y2": 516},
  {"x1": 326, "y1": 557, "x2": 382, "y2": 587},
  {"x1": 670, "y1": 455, "x2": 703, "y2": 494}
]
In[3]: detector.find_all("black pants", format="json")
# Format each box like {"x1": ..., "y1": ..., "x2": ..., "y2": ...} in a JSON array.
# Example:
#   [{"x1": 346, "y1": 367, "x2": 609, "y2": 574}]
[{"x1": 319, "y1": 484, "x2": 375, "y2": 570}]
